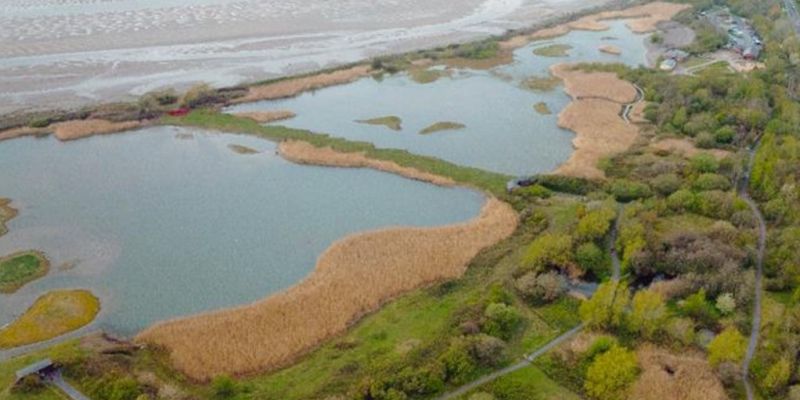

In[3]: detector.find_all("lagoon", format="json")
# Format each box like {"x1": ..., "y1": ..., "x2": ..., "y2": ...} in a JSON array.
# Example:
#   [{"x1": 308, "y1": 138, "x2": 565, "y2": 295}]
[
  {"x1": 227, "y1": 20, "x2": 650, "y2": 176},
  {"x1": 0, "y1": 127, "x2": 484, "y2": 336}
]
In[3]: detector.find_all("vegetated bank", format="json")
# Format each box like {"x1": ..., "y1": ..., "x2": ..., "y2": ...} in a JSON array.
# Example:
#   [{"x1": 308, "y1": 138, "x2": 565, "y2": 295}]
[{"x1": 0, "y1": 251, "x2": 49, "y2": 294}]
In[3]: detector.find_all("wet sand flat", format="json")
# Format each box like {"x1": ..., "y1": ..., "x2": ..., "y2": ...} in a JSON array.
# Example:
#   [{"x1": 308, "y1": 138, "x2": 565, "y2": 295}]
[{"x1": 0, "y1": 0, "x2": 611, "y2": 114}]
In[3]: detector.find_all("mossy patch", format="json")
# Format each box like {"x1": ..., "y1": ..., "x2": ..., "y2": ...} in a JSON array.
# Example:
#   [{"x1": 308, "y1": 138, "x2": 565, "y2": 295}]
[
  {"x1": 534, "y1": 102, "x2": 552, "y2": 115},
  {"x1": 227, "y1": 144, "x2": 259, "y2": 155},
  {"x1": 523, "y1": 75, "x2": 562, "y2": 92},
  {"x1": 0, "y1": 289, "x2": 100, "y2": 349},
  {"x1": 356, "y1": 116, "x2": 403, "y2": 131},
  {"x1": 0, "y1": 198, "x2": 17, "y2": 237},
  {"x1": 0, "y1": 250, "x2": 49, "y2": 294},
  {"x1": 419, "y1": 121, "x2": 466, "y2": 135},
  {"x1": 533, "y1": 44, "x2": 573, "y2": 57}
]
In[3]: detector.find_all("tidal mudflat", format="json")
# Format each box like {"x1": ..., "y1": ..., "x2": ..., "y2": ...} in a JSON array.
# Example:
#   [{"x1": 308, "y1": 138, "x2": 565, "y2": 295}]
[
  {"x1": 227, "y1": 20, "x2": 650, "y2": 176},
  {"x1": 0, "y1": 126, "x2": 484, "y2": 338}
]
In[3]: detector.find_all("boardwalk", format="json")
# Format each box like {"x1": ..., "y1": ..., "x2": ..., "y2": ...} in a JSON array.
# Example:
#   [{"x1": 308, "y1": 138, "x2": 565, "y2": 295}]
[{"x1": 48, "y1": 371, "x2": 91, "y2": 400}]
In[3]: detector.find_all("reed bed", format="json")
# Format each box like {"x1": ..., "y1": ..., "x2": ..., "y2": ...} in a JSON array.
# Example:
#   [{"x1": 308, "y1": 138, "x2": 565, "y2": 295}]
[
  {"x1": 235, "y1": 65, "x2": 372, "y2": 103},
  {"x1": 278, "y1": 140, "x2": 457, "y2": 187},
  {"x1": 52, "y1": 119, "x2": 143, "y2": 141},
  {"x1": 137, "y1": 197, "x2": 518, "y2": 381},
  {"x1": 650, "y1": 138, "x2": 732, "y2": 160},
  {"x1": 233, "y1": 110, "x2": 296, "y2": 123},
  {"x1": 0, "y1": 198, "x2": 17, "y2": 238},
  {"x1": 630, "y1": 345, "x2": 727, "y2": 400},
  {"x1": 0, "y1": 126, "x2": 48, "y2": 142},
  {"x1": 500, "y1": 2, "x2": 691, "y2": 49},
  {"x1": 550, "y1": 64, "x2": 640, "y2": 179}
]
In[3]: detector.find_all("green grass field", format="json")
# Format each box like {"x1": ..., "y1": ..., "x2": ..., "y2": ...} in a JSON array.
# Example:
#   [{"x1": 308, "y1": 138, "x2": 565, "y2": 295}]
[
  {"x1": 458, "y1": 365, "x2": 582, "y2": 400},
  {"x1": 0, "y1": 251, "x2": 49, "y2": 294}
]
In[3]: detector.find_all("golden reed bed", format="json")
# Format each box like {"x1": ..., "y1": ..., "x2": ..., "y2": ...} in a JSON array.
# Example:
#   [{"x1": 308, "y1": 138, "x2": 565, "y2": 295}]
[
  {"x1": 631, "y1": 345, "x2": 727, "y2": 400},
  {"x1": 234, "y1": 65, "x2": 372, "y2": 104},
  {"x1": 550, "y1": 63, "x2": 640, "y2": 179},
  {"x1": 233, "y1": 110, "x2": 296, "y2": 123},
  {"x1": 500, "y1": 2, "x2": 691, "y2": 49},
  {"x1": 278, "y1": 140, "x2": 457, "y2": 187},
  {"x1": 137, "y1": 195, "x2": 517, "y2": 381}
]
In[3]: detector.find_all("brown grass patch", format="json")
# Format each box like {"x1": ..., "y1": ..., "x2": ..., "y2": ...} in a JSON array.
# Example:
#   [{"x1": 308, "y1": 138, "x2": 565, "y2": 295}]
[
  {"x1": 136, "y1": 197, "x2": 518, "y2": 381},
  {"x1": 0, "y1": 198, "x2": 18, "y2": 238},
  {"x1": 630, "y1": 344, "x2": 727, "y2": 400},
  {"x1": 599, "y1": 45, "x2": 622, "y2": 55},
  {"x1": 51, "y1": 119, "x2": 142, "y2": 141},
  {"x1": 277, "y1": 140, "x2": 456, "y2": 187},
  {"x1": 650, "y1": 138, "x2": 732, "y2": 160},
  {"x1": 0, "y1": 126, "x2": 50, "y2": 142},
  {"x1": 499, "y1": 2, "x2": 691, "y2": 50},
  {"x1": 550, "y1": 63, "x2": 640, "y2": 179},
  {"x1": 235, "y1": 65, "x2": 372, "y2": 104},
  {"x1": 234, "y1": 110, "x2": 296, "y2": 123}
]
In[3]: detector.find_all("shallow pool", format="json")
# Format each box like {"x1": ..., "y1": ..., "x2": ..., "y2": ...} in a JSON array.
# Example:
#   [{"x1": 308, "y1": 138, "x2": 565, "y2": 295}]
[
  {"x1": 226, "y1": 20, "x2": 649, "y2": 176},
  {"x1": 0, "y1": 127, "x2": 484, "y2": 336}
]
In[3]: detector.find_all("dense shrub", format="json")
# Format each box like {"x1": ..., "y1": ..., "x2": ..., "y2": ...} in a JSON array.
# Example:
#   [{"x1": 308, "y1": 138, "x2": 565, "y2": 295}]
[
  {"x1": 690, "y1": 154, "x2": 719, "y2": 173},
  {"x1": 584, "y1": 345, "x2": 639, "y2": 400},
  {"x1": 579, "y1": 281, "x2": 630, "y2": 330},
  {"x1": 468, "y1": 334, "x2": 507, "y2": 367},
  {"x1": 652, "y1": 173, "x2": 682, "y2": 196},
  {"x1": 576, "y1": 207, "x2": 616, "y2": 242},
  {"x1": 627, "y1": 289, "x2": 668, "y2": 339},
  {"x1": 482, "y1": 303, "x2": 521, "y2": 340},
  {"x1": 606, "y1": 179, "x2": 652, "y2": 202},
  {"x1": 514, "y1": 271, "x2": 567, "y2": 304},
  {"x1": 692, "y1": 173, "x2": 731, "y2": 191},
  {"x1": 576, "y1": 242, "x2": 608, "y2": 278},
  {"x1": 707, "y1": 327, "x2": 747, "y2": 367},
  {"x1": 535, "y1": 175, "x2": 599, "y2": 195},
  {"x1": 521, "y1": 233, "x2": 573, "y2": 274}
]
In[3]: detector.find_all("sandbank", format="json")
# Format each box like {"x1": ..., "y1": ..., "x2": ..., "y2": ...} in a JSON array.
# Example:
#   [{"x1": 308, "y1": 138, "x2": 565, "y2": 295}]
[
  {"x1": 277, "y1": 140, "x2": 456, "y2": 187},
  {"x1": 599, "y1": 44, "x2": 622, "y2": 55},
  {"x1": 233, "y1": 110, "x2": 296, "y2": 123},
  {"x1": 0, "y1": 198, "x2": 18, "y2": 237},
  {"x1": 137, "y1": 197, "x2": 518, "y2": 380},
  {"x1": 234, "y1": 65, "x2": 372, "y2": 104}
]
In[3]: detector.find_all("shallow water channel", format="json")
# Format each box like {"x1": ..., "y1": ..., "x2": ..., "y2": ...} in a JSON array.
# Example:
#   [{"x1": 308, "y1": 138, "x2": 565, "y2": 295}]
[
  {"x1": 0, "y1": 127, "x2": 483, "y2": 336},
  {"x1": 227, "y1": 20, "x2": 650, "y2": 176}
]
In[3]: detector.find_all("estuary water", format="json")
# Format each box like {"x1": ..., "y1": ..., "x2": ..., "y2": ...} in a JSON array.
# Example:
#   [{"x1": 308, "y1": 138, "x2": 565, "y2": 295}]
[
  {"x1": 0, "y1": 127, "x2": 483, "y2": 336},
  {"x1": 227, "y1": 20, "x2": 650, "y2": 176}
]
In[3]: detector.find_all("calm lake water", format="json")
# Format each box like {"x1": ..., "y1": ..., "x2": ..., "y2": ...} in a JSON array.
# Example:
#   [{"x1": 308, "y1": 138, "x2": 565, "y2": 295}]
[
  {"x1": 0, "y1": 127, "x2": 483, "y2": 336},
  {"x1": 227, "y1": 20, "x2": 649, "y2": 176}
]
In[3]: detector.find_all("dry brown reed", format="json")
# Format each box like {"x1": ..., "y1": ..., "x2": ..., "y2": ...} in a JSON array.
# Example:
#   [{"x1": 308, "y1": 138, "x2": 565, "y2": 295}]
[
  {"x1": 277, "y1": 140, "x2": 457, "y2": 187},
  {"x1": 233, "y1": 110, "x2": 296, "y2": 123},
  {"x1": 137, "y1": 197, "x2": 518, "y2": 381},
  {"x1": 500, "y1": 2, "x2": 691, "y2": 50},
  {"x1": 630, "y1": 344, "x2": 727, "y2": 400},
  {"x1": 52, "y1": 119, "x2": 143, "y2": 141},
  {"x1": 0, "y1": 126, "x2": 49, "y2": 142},
  {"x1": 599, "y1": 45, "x2": 622, "y2": 55},
  {"x1": 550, "y1": 63, "x2": 640, "y2": 179},
  {"x1": 234, "y1": 65, "x2": 372, "y2": 103}
]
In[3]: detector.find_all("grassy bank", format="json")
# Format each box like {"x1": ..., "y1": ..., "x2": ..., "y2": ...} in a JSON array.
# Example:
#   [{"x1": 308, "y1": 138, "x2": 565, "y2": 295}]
[
  {"x1": 0, "y1": 290, "x2": 100, "y2": 349},
  {"x1": 163, "y1": 111, "x2": 512, "y2": 196},
  {"x1": 0, "y1": 251, "x2": 49, "y2": 294}
]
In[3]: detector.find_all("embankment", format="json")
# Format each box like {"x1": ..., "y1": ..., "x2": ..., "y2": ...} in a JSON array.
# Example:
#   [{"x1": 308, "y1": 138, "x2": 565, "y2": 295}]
[
  {"x1": 234, "y1": 65, "x2": 372, "y2": 104},
  {"x1": 550, "y1": 63, "x2": 640, "y2": 179},
  {"x1": 137, "y1": 197, "x2": 518, "y2": 381}
]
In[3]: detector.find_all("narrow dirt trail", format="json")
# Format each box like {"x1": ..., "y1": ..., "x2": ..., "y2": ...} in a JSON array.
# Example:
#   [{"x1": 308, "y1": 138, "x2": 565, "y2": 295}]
[{"x1": 740, "y1": 142, "x2": 766, "y2": 400}]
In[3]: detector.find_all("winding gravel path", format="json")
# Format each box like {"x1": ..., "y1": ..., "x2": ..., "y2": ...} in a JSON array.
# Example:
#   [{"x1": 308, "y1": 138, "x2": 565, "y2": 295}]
[{"x1": 740, "y1": 141, "x2": 766, "y2": 400}]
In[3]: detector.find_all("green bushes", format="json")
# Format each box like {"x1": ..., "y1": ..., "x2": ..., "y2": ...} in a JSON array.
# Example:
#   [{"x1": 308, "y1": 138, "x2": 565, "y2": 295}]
[
  {"x1": 576, "y1": 208, "x2": 616, "y2": 242},
  {"x1": 514, "y1": 271, "x2": 567, "y2": 304},
  {"x1": 605, "y1": 179, "x2": 652, "y2": 202},
  {"x1": 521, "y1": 233, "x2": 573, "y2": 274},
  {"x1": 627, "y1": 290, "x2": 668, "y2": 340},
  {"x1": 535, "y1": 175, "x2": 599, "y2": 195},
  {"x1": 707, "y1": 326, "x2": 747, "y2": 367},
  {"x1": 579, "y1": 281, "x2": 630, "y2": 330},
  {"x1": 575, "y1": 242, "x2": 608, "y2": 278},
  {"x1": 482, "y1": 303, "x2": 521, "y2": 340},
  {"x1": 692, "y1": 173, "x2": 731, "y2": 191},
  {"x1": 652, "y1": 173, "x2": 681, "y2": 196},
  {"x1": 584, "y1": 345, "x2": 639, "y2": 400}
]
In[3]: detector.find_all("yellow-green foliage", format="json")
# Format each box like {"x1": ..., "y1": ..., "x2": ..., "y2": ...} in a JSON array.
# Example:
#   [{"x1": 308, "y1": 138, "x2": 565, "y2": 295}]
[
  {"x1": 0, "y1": 250, "x2": 49, "y2": 293},
  {"x1": 707, "y1": 327, "x2": 746, "y2": 367},
  {"x1": 533, "y1": 102, "x2": 552, "y2": 115},
  {"x1": 0, "y1": 289, "x2": 100, "y2": 349},
  {"x1": 419, "y1": 122, "x2": 466, "y2": 135},
  {"x1": 579, "y1": 281, "x2": 630, "y2": 330},
  {"x1": 533, "y1": 44, "x2": 573, "y2": 57},
  {"x1": 0, "y1": 198, "x2": 17, "y2": 237},
  {"x1": 523, "y1": 76, "x2": 562, "y2": 92},
  {"x1": 584, "y1": 345, "x2": 639, "y2": 400},
  {"x1": 761, "y1": 358, "x2": 792, "y2": 394},
  {"x1": 576, "y1": 207, "x2": 616, "y2": 242},
  {"x1": 628, "y1": 289, "x2": 668, "y2": 339},
  {"x1": 356, "y1": 116, "x2": 403, "y2": 131},
  {"x1": 522, "y1": 233, "x2": 573, "y2": 274}
]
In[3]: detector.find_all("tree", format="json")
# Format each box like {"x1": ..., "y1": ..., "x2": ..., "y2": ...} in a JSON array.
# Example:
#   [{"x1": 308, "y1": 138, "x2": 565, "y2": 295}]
[
  {"x1": 576, "y1": 242, "x2": 607, "y2": 277},
  {"x1": 514, "y1": 271, "x2": 567, "y2": 304},
  {"x1": 707, "y1": 327, "x2": 747, "y2": 367},
  {"x1": 580, "y1": 281, "x2": 630, "y2": 330},
  {"x1": 762, "y1": 358, "x2": 792, "y2": 394},
  {"x1": 576, "y1": 208, "x2": 616, "y2": 242},
  {"x1": 715, "y1": 293, "x2": 736, "y2": 315},
  {"x1": 628, "y1": 289, "x2": 668, "y2": 339},
  {"x1": 584, "y1": 345, "x2": 639, "y2": 400},
  {"x1": 522, "y1": 233, "x2": 573, "y2": 274},
  {"x1": 482, "y1": 303, "x2": 521, "y2": 340}
]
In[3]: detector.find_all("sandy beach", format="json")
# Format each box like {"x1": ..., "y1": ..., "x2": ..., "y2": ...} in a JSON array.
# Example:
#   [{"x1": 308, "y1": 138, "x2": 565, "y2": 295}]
[{"x1": 0, "y1": 0, "x2": 611, "y2": 115}]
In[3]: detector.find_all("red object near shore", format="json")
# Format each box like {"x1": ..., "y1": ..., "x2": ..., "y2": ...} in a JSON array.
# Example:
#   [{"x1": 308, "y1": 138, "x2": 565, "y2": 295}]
[{"x1": 167, "y1": 108, "x2": 190, "y2": 117}]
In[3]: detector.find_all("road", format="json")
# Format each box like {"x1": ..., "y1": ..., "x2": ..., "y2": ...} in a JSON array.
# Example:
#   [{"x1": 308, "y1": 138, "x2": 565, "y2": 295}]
[
  {"x1": 740, "y1": 140, "x2": 766, "y2": 400},
  {"x1": 784, "y1": 0, "x2": 800, "y2": 36},
  {"x1": 436, "y1": 211, "x2": 623, "y2": 399}
]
